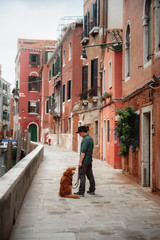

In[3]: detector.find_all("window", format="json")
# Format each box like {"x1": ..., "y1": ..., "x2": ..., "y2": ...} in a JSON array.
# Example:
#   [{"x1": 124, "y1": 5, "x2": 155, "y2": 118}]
[
  {"x1": 28, "y1": 76, "x2": 40, "y2": 91},
  {"x1": 44, "y1": 51, "x2": 53, "y2": 64},
  {"x1": 103, "y1": 68, "x2": 106, "y2": 93},
  {"x1": 91, "y1": 58, "x2": 98, "y2": 96},
  {"x1": 62, "y1": 118, "x2": 65, "y2": 133},
  {"x1": 69, "y1": 42, "x2": 71, "y2": 60},
  {"x1": 68, "y1": 118, "x2": 71, "y2": 134},
  {"x1": 107, "y1": 119, "x2": 110, "y2": 142},
  {"x1": 109, "y1": 60, "x2": 112, "y2": 88},
  {"x1": 46, "y1": 99, "x2": 49, "y2": 114},
  {"x1": 67, "y1": 80, "x2": 71, "y2": 100},
  {"x1": 63, "y1": 49, "x2": 65, "y2": 66},
  {"x1": 143, "y1": 0, "x2": 152, "y2": 63},
  {"x1": 94, "y1": 120, "x2": 99, "y2": 145},
  {"x1": 62, "y1": 84, "x2": 65, "y2": 103},
  {"x1": 48, "y1": 69, "x2": 51, "y2": 82},
  {"x1": 29, "y1": 53, "x2": 40, "y2": 66},
  {"x1": 51, "y1": 93, "x2": 55, "y2": 105},
  {"x1": 28, "y1": 101, "x2": 39, "y2": 114},
  {"x1": 91, "y1": 0, "x2": 100, "y2": 28},
  {"x1": 83, "y1": 10, "x2": 90, "y2": 37},
  {"x1": 82, "y1": 65, "x2": 88, "y2": 99},
  {"x1": 52, "y1": 64, "x2": 54, "y2": 77},
  {"x1": 125, "y1": 23, "x2": 130, "y2": 79}
]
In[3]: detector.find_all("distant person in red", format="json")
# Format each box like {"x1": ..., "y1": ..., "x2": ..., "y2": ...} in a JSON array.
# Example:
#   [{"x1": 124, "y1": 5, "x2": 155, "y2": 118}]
[{"x1": 48, "y1": 137, "x2": 51, "y2": 145}]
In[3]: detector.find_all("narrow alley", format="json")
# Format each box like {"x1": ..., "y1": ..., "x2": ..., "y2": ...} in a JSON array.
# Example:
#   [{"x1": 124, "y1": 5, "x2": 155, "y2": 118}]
[{"x1": 10, "y1": 145, "x2": 160, "y2": 240}]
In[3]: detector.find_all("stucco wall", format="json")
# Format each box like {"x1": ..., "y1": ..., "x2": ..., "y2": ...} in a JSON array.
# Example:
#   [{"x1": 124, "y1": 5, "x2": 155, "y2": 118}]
[{"x1": 0, "y1": 143, "x2": 44, "y2": 240}]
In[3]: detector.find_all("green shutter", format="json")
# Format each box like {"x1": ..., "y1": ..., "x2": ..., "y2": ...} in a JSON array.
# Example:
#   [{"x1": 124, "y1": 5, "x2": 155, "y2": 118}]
[
  {"x1": 36, "y1": 54, "x2": 40, "y2": 65},
  {"x1": 52, "y1": 64, "x2": 54, "y2": 77},
  {"x1": 45, "y1": 51, "x2": 48, "y2": 64}
]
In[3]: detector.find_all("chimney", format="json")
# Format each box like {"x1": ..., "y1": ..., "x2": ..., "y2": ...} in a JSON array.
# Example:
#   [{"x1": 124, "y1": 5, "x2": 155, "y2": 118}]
[{"x1": 0, "y1": 65, "x2": 2, "y2": 76}]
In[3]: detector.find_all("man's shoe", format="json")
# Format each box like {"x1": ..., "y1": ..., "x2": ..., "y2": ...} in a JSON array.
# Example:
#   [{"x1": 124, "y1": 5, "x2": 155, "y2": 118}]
[
  {"x1": 74, "y1": 192, "x2": 84, "y2": 197},
  {"x1": 87, "y1": 191, "x2": 95, "y2": 195}
]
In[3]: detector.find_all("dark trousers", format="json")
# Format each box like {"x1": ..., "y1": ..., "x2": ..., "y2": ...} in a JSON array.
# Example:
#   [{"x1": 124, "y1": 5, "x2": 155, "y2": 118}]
[{"x1": 79, "y1": 163, "x2": 95, "y2": 194}]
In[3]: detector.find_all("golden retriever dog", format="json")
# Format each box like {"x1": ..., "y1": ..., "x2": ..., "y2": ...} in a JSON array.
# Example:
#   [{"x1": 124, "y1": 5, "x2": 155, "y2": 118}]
[{"x1": 59, "y1": 166, "x2": 80, "y2": 199}]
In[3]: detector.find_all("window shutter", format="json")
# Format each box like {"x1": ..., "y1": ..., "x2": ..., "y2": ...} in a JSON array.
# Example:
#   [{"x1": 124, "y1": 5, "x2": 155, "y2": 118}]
[
  {"x1": 134, "y1": 115, "x2": 140, "y2": 148},
  {"x1": 67, "y1": 80, "x2": 71, "y2": 100},
  {"x1": 91, "y1": 4, "x2": 94, "y2": 21},
  {"x1": 52, "y1": 93, "x2": 55, "y2": 104},
  {"x1": 62, "y1": 85, "x2": 65, "y2": 102},
  {"x1": 52, "y1": 64, "x2": 54, "y2": 77},
  {"x1": 97, "y1": 0, "x2": 100, "y2": 26},
  {"x1": 36, "y1": 54, "x2": 40, "y2": 65},
  {"x1": 48, "y1": 96, "x2": 51, "y2": 109},
  {"x1": 36, "y1": 102, "x2": 39, "y2": 114},
  {"x1": 82, "y1": 66, "x2": 88, "y2": 92},
  {"x1": 92, "y1": 59, "x2": 98, "y2": 96},
  {"x1": 45, "y1": 51, "x2": 48, "y2": 64},
  {"x1": 28, "y1": 76, "x2": 31, "y2": 91},
  {"x1": 94, "y1": 2, "x2": 97, "y2": 26},
  {"x1": 28, "y1": 101, "x2": 30, "y2": 113}
]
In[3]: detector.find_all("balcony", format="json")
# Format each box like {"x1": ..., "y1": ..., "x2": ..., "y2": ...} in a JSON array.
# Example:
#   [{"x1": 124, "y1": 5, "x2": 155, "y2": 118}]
[
  {"x1": 3, "y1": 96, "x2": 9, "y2": 106},
  {"x1": 89, "y1": 19, "x2": 99, "y2": 36},
  {"x1": 49, "y1": 102, "x2": 60, "y2": 117},
  {"x1": 81, "y1": 31, "x2": 89, "y2": 45},
  {"x1": 80, "y1": 87, "x2": 99, "y2": 104},
  {"x1": 3, "y1": 112, "x2": 9, "y2": 121}
]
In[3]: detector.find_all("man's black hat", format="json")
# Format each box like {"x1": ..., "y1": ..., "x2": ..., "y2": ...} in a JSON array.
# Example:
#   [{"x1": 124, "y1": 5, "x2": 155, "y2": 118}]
[{"x1": 76, "y1": 126, "x2": 87, "y2": 133}]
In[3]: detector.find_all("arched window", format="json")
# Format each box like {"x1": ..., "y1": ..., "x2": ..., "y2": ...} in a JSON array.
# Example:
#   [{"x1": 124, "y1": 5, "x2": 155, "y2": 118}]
[
  {"x1": 125, "y1": 23, "x2": 131, "y2": 80},
  {"x1": 143, "y1": 0, "x2": 152, "y2": 64}
]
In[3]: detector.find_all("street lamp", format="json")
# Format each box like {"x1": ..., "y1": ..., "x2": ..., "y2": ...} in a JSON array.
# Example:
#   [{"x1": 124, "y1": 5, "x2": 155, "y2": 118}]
[{"x1": 80, "y1": 41, "x2": 122, "y2": 60}]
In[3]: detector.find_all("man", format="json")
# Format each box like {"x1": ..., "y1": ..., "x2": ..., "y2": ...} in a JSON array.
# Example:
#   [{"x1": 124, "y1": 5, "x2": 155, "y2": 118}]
[{"x1": 74, "y1": 126, "x2": 95, "y2": 197}]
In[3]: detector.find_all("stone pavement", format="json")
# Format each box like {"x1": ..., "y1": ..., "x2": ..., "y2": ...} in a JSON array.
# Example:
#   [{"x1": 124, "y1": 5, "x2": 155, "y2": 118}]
[{"x1": 10, "y1": 145, "x2": 160, "y2": 240}]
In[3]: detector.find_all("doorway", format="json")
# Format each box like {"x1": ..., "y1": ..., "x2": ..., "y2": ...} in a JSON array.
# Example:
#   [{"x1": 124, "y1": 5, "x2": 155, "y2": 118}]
[
  {"x1": 142, "y1": 106, "x2": 152, "y2": 187},
  {"x1": 29, "y1": 123, "x2": 38, "y2": 142}
]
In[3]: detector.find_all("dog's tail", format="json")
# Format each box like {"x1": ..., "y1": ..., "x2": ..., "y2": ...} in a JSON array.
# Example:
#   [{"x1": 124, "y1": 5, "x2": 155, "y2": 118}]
[{"x1": 61, "y1": 194, "x2": 80, "y2": 199}]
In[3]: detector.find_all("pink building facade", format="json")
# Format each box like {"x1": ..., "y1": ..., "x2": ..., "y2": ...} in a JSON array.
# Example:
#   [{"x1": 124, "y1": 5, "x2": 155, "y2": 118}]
[
  {"x1": 15, "y1": 39, "x2": 55, "y2": 142},
  {"x1": 122, "y1": 0, "x2": 160, "y2": 191}
]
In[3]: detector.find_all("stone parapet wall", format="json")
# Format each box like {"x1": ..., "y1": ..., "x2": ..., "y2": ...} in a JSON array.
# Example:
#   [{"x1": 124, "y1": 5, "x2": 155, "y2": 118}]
[{"x1": 0, "y1": 142, "x2": 44, "y2": 240}]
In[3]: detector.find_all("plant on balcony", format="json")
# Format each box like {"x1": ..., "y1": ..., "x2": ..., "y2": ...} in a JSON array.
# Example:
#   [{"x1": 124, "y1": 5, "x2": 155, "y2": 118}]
[{"x1": 114, "y1": 106, "x2": 138, "y2": 157}]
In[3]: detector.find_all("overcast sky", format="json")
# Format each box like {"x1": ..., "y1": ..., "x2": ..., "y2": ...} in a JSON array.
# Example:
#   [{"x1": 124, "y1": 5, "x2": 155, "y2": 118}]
[{"x1": 0, "y1": 0, "x2": 83, "y2": 88}]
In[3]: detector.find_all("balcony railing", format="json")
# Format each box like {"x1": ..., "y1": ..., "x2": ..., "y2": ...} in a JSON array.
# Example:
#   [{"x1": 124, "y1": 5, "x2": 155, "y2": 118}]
[
  {"x1": 80, "y1": 87, "x2": 98, "y2": 100},
  {"x1": 3, "y1": 112, "x2": 9, "y2": 120},
  {"x1": 81, "y1": 30, "x2": 89, "y2": 44},
  {"x1": 89, "y1": 19, "x2": 99, "y2": 35},
  {"x1": 49, "y1": 102, "x2": 60, "y2": 117},
  {"x1": 3, "y1": 96, "x2": 9, "y2": 105}
]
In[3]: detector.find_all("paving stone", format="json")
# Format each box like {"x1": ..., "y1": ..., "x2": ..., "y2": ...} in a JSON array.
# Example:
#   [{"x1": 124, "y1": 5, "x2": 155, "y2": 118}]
[{"x1": 9, "y1": 145, "x2": 160, "y2": 240}]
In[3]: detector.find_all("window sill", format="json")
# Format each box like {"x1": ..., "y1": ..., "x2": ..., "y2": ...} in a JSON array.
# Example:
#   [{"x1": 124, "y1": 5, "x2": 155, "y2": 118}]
[
  {"x1": 125, "y1": 76, "x2": 130, "y2": 82},
  {"x1": 144, "y1": 60, "x2": 151, "y2": 69},
  {"x1": 154, "y1": 51, "x2": 160, "y2": 59},
  {"x1": 28, "y1": 112, "x2": 38, "y2": 115}
]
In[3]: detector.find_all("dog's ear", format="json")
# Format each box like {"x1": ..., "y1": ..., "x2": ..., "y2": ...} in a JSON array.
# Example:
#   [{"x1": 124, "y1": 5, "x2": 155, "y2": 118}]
[{"x1": 66, "y1": 167, "x2": 71, "y2": 174}]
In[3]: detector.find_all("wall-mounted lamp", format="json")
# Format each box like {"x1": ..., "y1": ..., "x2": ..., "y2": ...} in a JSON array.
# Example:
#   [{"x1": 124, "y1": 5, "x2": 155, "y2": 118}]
[
  {"x1": 81, "y1": 41, "x2": 122, "y2": 60},
  {"x1": 22, "y1": 108, "x2": 25, "y2": 113},
  {"x1": 38, "y1": 96, "x2": 50, "y2": 101}
]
